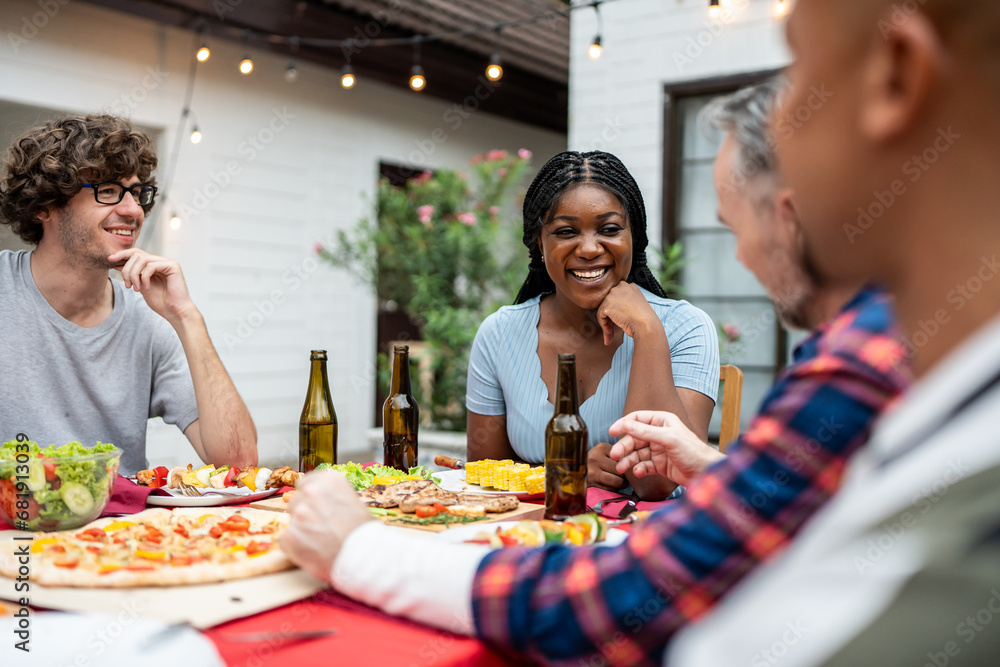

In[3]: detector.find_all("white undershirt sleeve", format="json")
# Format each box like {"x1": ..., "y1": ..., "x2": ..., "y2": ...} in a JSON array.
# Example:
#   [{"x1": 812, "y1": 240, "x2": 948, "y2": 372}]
[{"x1": 330, "y1": 521, "x2": 491, "y2": 635}]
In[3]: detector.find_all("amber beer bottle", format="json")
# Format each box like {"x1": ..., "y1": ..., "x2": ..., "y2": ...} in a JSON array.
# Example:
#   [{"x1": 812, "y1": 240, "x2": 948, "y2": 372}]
[
  {"x1": 383, "y1": 345, "x2": 419, "y2": 470},
  {"x1": 545, "y1": 354, "x2": 588, "y2": 520},
  {"x1": 299, "y1": 350, "x2": 338, "y2": 472}
]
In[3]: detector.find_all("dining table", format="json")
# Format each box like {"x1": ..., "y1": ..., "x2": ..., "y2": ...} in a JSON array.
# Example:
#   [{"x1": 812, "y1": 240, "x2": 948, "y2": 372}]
[{"x1": 1, "y1": 473, "x2": 661, "y2": 666}]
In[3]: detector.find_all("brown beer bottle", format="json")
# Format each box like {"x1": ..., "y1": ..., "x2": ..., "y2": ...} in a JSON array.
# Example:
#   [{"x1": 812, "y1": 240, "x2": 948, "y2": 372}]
[
  {"x1": 299, "y1": 350, "x2": 338, "y2": 472},
  {"x1": 383, "y1": 345, "x2": 419, "y2": 470},
  {"x1": 545, "y1": 354, "x2": 588, "y2": 520}
]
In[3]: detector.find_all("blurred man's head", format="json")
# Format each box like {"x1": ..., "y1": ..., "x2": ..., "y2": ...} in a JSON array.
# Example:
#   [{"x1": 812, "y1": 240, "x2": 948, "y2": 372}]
[
  {"x1": 774, "y1": 0, "x2": 1000, "y2": 293},
  {"x1": 702, "y1": 79, "x2": 819, "y2": 330}
]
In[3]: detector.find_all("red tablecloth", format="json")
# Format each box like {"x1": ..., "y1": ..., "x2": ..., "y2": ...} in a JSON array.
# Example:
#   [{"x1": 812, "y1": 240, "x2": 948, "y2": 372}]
[{"x1": 205, "y1": 593, "x2": 515, "y2": 667}]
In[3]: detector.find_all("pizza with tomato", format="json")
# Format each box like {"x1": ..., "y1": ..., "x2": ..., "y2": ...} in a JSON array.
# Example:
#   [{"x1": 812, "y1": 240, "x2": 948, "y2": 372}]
[{"x1": 0, "y1": 507, "x2": 292, "y2": 587}]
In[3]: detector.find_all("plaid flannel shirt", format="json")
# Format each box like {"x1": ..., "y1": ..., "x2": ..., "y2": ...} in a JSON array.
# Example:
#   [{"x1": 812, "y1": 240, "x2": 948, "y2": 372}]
[{"x1": 471, "y1": 287, "x2": 911, "y2": 666}]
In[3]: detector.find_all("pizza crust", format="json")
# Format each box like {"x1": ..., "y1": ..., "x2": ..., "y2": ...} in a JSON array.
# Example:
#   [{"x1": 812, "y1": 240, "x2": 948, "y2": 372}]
[{"x1": 1, "y1": 507, "x2": 293, "y2": 588}]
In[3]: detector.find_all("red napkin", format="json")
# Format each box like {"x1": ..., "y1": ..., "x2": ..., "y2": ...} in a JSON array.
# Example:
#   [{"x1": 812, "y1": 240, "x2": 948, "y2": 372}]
[
  {"x1": 586, "y1": 487, "x2": 676, "y2": 519},
  {"x1": 102, "y1": 475, "x2": 155, "y2": 516}
]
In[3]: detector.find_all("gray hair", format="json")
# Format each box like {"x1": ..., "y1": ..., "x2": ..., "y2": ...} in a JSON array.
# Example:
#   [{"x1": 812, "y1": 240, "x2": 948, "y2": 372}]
[{"x1": 699, "y1": 77, "x2": 784, "y2": 185}]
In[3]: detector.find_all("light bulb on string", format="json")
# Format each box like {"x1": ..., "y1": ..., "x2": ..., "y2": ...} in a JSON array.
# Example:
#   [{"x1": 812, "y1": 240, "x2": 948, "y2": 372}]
[
  {"x1": 588, "y1": 35, "x2": 602, "y2": 60},
  {"x1": 409, "y1": 65, "x2": 426, "y2": 91},
  {"x1": 709, "y1": 0, "x2": 722, "y2": 20},
  {"x1": 190, "y1": 126, "x2": 202, "y2": 144},
  {"x1": 284, "y1": 60, "x2": 298, "y2": 83},
  {"x1": 196, "y1": 43, "x2": 210, "y2": 62},
  {"x1": 589, "y1": 2, "x2": 604, "y2": 60},
  {"x1": 169, "y1": 214, "x2": 182, "y2": 230},
  {"x1": 239, "y1": 30, "x2": 253, "y2": 74},
  {"x1": 486, "y1": 53, "x2": 503, "y2": 82},
  {"x1": 341, "y1": 65, "x2": 356, "y2": 88},
  {"x1": 774, "y1": 0, "x2": 789, "y2": 17},
  {"x1": 409, "y1": 40, "x2": 425, "y2": 91}
]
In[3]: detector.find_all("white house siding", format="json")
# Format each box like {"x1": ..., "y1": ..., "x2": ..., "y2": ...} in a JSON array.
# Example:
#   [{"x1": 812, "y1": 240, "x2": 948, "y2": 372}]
[
  {"x1": 569, "y1": 0, "x2": 792, "y2": 435},
  {"x1": 0, "y1": 0, "x2": 566, "y2": 468}
]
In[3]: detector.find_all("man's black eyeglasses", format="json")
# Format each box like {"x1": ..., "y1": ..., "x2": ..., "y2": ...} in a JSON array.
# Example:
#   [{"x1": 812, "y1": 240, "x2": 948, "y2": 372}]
[{"x1": 81, "y1": 182, "x2": 158, "y2": 207}]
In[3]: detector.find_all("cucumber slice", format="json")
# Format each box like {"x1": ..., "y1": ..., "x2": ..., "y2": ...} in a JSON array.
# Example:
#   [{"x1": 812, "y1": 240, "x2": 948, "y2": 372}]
[
  {"x1": 61, "y1": 482, "x2": 95, "y2": 516},
  {"x1": 25, "y1": 461, "x2": 46, "y2": 492}
]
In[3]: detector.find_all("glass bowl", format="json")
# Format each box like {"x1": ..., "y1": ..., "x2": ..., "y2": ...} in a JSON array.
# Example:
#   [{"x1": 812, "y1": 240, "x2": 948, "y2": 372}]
[{"x1": 0, "y1": 448, "x2": 122, "y2": 531}]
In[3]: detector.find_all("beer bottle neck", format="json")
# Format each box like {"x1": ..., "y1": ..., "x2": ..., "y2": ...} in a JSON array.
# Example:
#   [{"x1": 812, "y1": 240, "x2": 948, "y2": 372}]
[
  {"x1": 390, "y1": 350, "x2": 412, "y2": 395},
  {"x1": 554, "y1": 359, "x2": 579, "y2": 415},
  {"x1": 307, "y1": 358, "x2": 330, "y2": 399}
]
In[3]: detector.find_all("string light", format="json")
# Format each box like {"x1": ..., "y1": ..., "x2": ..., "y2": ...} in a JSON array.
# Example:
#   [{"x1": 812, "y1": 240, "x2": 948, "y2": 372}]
[
  {"x1": 196, "y1": 42, "x2": 210, "y2": 62},
  {"x1": 774, "y1": 0, "x2": 789, "y2": 17},
  {"x1": 409, "y1": 41, "x2": 425, "y2": 91},
  {"x1": 341, "y1": 64, "x2": 356, "y2": 88},
  {"x1": 239, "y1": 30, "x2": 253, "y2": 74},
  {"x1": 169, "y1": 213, "x2": 182, "y2": 230},
  {"x1": 589, "y1": 2, "x2": 603, "y2": 60},
  {"x1": 190, "y1": 126, "x2": 202, "y2": 144},
  {"x1": 709, "y1": 0, "x2": 721, "y2": 20},
  {"x1": 409, "y1": 65, "x2": 426, "y2": 91},
  {"x1": 284, "y1": 60, "x2": 298, "y2": 82},
  {"x1": 486, "y1": 53, "x2": 503, "y2": 81},
  {"x1": 588, "y1": 35, "x2": 602, "y2": 60}
]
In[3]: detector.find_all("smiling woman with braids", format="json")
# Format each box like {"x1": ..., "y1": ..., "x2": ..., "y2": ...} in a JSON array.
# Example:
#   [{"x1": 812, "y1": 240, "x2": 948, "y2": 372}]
[{"x1": 465, "y1": 151, "x2": 719, "y2": 500}]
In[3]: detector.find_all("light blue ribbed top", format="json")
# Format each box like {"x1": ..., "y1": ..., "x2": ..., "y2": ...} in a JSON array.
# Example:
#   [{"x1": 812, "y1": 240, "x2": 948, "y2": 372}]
[{"x1": 466, "y1": 287, "x2": 719, "y2": 463}]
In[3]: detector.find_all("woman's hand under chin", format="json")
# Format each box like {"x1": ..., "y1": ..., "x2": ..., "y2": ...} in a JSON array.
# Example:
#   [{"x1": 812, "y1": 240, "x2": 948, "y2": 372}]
[{"x1": 597, "y1": 282, "x2": 662, "y2": 345}]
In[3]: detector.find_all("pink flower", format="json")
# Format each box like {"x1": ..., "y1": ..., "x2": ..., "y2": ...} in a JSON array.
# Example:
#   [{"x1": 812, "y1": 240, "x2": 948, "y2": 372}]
[
  {"x1": 412, "y1": 170, "x2": 433, "y2": 186},
  {"x1": 497, "y1": 167, "x2": 508, "y2": 177},
  {"x1": 486, "y1": 149, "x2": 508, "y2": 162},
  {"x1": 417, "y1": 205, "x2": 435, "y2": 225},
  {"x1": 518, "y1": 148, "x2": 532, "y2": 160},
  {"x1": 488, "y1": 206, "x2": 500, "y2": 216},
  {"x1": 314, "y1": 242, "x2": 325, "y2": 255},
  {"x1": 457, "y1": 212, "x2": 477, "y2": 226},
  {"x1": 722, "y1": 323, "x2": 741, "y2": 342}
]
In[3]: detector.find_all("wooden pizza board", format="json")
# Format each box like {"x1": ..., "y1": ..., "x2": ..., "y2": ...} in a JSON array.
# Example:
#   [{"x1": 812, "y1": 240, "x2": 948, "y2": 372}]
[
  {"x1": 0, "y1": 566, "x2": 325, "y2": 630},
  {"x1": 249, "y1": 495, "x2": 546, "y2": 532}
]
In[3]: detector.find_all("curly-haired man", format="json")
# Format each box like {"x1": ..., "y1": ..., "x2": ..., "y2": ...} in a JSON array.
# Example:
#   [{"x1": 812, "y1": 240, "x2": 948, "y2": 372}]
[{"x1": 0, "y1": 114, "x2": 257, "y2": 474}]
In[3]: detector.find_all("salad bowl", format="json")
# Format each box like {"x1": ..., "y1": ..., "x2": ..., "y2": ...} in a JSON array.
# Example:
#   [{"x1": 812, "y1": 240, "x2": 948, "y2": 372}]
[{"x1": 0, "y1": 441, "x2": 122, "y2": 531}]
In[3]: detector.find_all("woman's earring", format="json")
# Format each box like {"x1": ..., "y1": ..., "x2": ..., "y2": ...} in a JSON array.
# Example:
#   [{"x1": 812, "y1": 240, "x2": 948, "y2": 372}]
[{"x1": 540, "y1": 255, "x2": 544, "y2": 262}]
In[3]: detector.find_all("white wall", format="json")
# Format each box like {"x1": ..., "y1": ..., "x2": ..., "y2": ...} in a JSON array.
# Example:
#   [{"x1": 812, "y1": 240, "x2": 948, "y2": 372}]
[
  {"x1": 0, "y1": 0, "x2": 565, "y2": 468},
  {"x1": 568, "y1": 0, "x2": 789, "y2": 244}
]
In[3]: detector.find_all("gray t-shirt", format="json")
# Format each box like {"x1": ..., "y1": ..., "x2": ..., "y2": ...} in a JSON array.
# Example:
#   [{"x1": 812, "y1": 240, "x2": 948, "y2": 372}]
[{"x1": 0, "y1": 250, "x2": 198, "y2": 474}]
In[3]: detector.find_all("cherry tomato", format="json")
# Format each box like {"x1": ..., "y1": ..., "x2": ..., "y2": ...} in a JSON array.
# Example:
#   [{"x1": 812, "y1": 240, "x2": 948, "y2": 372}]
[{"x1": 43, "y1": 462, "x2": 58, "y2": 483}]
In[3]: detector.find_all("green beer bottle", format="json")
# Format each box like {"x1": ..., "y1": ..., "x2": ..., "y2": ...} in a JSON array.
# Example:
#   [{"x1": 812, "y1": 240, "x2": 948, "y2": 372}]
[
  {"x1": 383, "y1": 344, "x2": 419, "y2": 470},
  {"x1": 299, "y1": 350, "x2": 338, "y2": 472},
  {"x1": 545, "y1": 353, "x2": 588, "y2": 520}
]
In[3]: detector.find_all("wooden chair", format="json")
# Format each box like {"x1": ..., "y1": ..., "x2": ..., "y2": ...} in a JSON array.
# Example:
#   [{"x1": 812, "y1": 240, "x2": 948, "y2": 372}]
[{"x1": 718, "y1": 364, "x2": 744, "y2": 453}]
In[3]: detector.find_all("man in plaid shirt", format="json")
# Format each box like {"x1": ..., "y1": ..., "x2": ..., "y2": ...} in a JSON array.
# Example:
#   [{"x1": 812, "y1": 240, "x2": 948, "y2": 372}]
[
  {"x1": 467, "y1": 81, "x2": 911, "y2": 665},
  {"x1": 281, "y1": 81, "x2": 911, "y2": 666}
]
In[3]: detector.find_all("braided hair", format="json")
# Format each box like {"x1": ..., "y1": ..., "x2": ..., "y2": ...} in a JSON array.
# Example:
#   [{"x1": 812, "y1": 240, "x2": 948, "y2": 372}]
[{"x1": 514, "y1": 150, "x2": 667, "y2": 304}]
